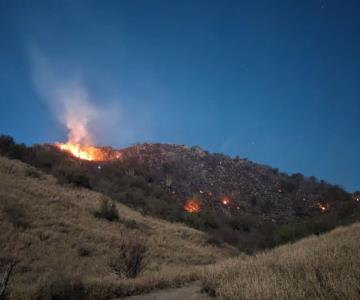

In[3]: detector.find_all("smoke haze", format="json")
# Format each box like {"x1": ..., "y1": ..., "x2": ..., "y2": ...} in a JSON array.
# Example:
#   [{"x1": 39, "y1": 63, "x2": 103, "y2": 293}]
[{"x1": 30, "y1": 48, "x2": 123, "y2": 146}]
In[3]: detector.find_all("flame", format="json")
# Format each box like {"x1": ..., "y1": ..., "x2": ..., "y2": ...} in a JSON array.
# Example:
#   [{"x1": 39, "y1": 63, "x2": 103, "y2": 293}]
[
  {"x1": 56, "y1": 142, "x2": 108, "y2": 161},
  {"x1": 184, "y1": 199, "x2": 201, "y2": 213},
  {"x1": 221, "y1": 196, "x2": 231, "y2": 206},
  {"x1": 318, "y1": 202, "x2": 329, "y2": 212}
]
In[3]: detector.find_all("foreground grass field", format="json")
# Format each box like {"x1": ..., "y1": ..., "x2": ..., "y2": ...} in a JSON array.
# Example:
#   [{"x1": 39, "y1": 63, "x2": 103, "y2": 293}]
[
  {"x1": 201, "y1": 222, "x2": 360, "y2": 299},
  {"x1": 0, "y1": 156, "x2": 236, "y2": 299}
]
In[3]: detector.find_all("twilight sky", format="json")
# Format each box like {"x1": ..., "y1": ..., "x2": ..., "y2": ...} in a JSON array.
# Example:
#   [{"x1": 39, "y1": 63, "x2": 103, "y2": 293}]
[{"x1": 0, "y1": 0, "x2": 359, "y2": 191}]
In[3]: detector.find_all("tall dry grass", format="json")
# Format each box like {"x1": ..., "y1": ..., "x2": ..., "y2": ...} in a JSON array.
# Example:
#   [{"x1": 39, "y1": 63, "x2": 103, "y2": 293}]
[
  {"x1": 0, "y1": 156, "x2": 237, "y2": 299},
  {"x1": 201, "y1": 222, "x2": 360, "y2": 300}
]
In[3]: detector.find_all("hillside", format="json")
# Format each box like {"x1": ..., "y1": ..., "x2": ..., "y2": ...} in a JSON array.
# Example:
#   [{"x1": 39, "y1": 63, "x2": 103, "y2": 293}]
[
  {"x1": 107, "y1": 143, "x2": 350, "y2": 222},
  {"x1": 1, "y1": 151, "x2": 360, "y2": 300},
  {"x1": 1, "y1": 135, "x2": 359, "y2": 254},
  {"x1": 0, "y1": 156, "x2": 236, "y2": 299},
  {"x1": 202, "y1": 222, "x2": 360, "y2": 299}
]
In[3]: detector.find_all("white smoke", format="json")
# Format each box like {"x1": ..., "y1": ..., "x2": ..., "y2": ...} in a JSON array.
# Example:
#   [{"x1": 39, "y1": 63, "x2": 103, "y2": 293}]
[{"x1": 30, "y1": 48, "x2": 121, "y2": 145}]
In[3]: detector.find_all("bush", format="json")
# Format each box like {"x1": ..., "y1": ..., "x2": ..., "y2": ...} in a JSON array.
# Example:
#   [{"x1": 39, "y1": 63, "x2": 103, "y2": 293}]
[
  {"x1": 109, "y1": 236, "x2": 147, "y2": 278},
  {"x1": 0, "y1": 135, "x2": 15, "y2": 155},
  {"x1": 2, "y1": 200, "x2": 30, "y2": 230},
  {"x1": 36, "y1": 275, "x2": 86, "y2": 300},
  {"x1": 94, "y1": 199, "x2": 119, "y2": 222},
  {"x1": 199, "y1": 209, "x2": 222, "y2": 229},
  {"x1": 228, "y1": 214, "x2": 257, "y2": 232},
  {"x1": 53, "y1": 165, "x2": 91, "y2": 188},
  {"x1": 77, "y1": 245, "x2": 91, "y2": 257}
]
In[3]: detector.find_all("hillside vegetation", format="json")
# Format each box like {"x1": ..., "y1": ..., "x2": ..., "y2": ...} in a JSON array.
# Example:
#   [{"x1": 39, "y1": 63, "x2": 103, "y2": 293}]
[
  {"x1": 1, "y1": 155, "x2": 360, "y2": 300},
  {"x1": 0, "y1": 156, "x2": 236, "y2": 299},
  {"x1": 1, "y1": 135, "x2": 360, "y2": 254},
  {"x1": 202, "y1": 223, "x2": 360, "y2": 299}
]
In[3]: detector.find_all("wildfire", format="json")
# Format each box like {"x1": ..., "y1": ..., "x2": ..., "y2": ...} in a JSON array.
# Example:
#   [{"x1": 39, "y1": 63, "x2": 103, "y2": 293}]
[
  {"x1": 56, "y1": 142, "x2": 108, "y2": 161},
  {"x1": 318, "y1": 202, "x2": 329, "y2": 212},
  {"x1": 221, "y1": 196, "x2": 231, "y2": 206},
  {"x1": 184, "y1": 199, "x2": 201, "y2": 213}
]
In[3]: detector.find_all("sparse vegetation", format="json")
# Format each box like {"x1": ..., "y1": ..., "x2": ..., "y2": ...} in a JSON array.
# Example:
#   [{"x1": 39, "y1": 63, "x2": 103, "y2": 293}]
[
  {"x1": 1, "y1": 200, "x2": 30, "y2": 230},
  {"x1": 109, "y1": 236, "x2": 147, "y2": 278},
  {"x1": 0, "y1": 156, "x2": 235, "y2": 299},
  {"x1": 201, "y1": 223, "x2": 360, "y2": 300},
  {"x1": 0, "y1": 257, "x2": 16, "y2": 299},
  {"x1": 94, "y1": 198, "x2": 119, "y2": 222},
  {"x1": 1, "y1": 135, "x2": 359, "y2": 255},
  {"x1": 35, "y1": 274, "x2": 86, "y2": 300}
]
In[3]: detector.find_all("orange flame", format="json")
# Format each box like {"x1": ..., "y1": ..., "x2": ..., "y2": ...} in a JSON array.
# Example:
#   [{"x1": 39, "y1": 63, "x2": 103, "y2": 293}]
[
  {"x1": 221, "y1": 196, "x2": 231, "y2": 206},
  {"x1": 56, "y1": 142, "x2": 108, "y2": 161},
  {"x1": 184, "y1": 199, "x2": 201, "y2": 213},
  {"x1": 318, "y1": 202, "x2": 329, "y2": 213}
]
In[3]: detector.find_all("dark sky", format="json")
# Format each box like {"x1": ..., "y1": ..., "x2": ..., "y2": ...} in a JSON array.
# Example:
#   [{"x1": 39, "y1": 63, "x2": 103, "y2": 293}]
[{"x1": 0, "y1": 0, "x2": 359, "y2": 191}]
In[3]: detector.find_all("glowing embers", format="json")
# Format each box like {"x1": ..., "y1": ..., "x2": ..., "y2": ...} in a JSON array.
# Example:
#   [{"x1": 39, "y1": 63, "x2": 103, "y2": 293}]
[
  {"x1": 184, "y1": 199, "x2": 201, "y2": 213},
  {"x1": 221, "y1": 196, "x2": 231, "y2": 206},
  {"x1": 353, "y1": 194, "x2": 360, "y2": 202},
  {"x1": 318, "y1": 202, "x2": 330, "y2": 213}
]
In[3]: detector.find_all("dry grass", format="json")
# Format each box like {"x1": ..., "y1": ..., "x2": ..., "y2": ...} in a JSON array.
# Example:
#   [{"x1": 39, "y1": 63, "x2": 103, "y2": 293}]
[
  {"x1": 0, "y1": 156, "x2": 237, "y2": 299},
  {"x1": 201, "y1": 222, "x2": 360, "y2": 300},
  {"x1": 2, "y1": 155, "x2": 359, "y2": 300}
]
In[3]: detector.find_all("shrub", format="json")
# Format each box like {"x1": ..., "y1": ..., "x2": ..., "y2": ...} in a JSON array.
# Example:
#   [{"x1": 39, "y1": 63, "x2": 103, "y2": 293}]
[
  {"x1": 36, "y1": 275, "x2": 86, "y2": 300},
  {"x1": 0, "y1": 135, "x2": 15, "y2": 155},
  {"x1": 199, "y1": 209, "x2": 222, "y2": 229},
  {"x1": 53, "y1": 165, "x2": 91, "y2": 188},
  {"x1": 228, "y1": 214, "x2": 257, "y2": 232},
  {"x1": 77, "y1": 245, "x2": 91, "y2": 257},
  {"x1": 109, "y1": 236, "x2": 147, "y2": 278},
  {"x1": 25, "y1": 167, "x2": 42, "y2": 179},
  {"x1": 94, "y1": 199, "x2": 119, "y2": 222},
  {"x1": 0, "y1": 256, "x2": 16, "y2": 299},
  {"x1": 2, "y1": 200, "x2": 30, "y2": 230}
]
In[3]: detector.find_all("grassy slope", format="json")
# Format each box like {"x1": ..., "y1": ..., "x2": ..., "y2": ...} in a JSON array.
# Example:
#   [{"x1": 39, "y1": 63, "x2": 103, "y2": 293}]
[
  {"x1": 0, "y1": 156, "x2": 237, "y2": 299},
  {"x1": 1, "y1": 155, "x2": 359, "y2": 300},
  {"x1": 202, "y1": 222, "x2": 360, "y2": 300}
]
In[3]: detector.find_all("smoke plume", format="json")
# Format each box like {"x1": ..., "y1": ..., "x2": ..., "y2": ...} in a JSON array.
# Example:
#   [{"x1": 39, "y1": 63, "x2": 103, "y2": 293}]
[{"x1": 29, "y1": 48, "x2": 121, "y2": 146}]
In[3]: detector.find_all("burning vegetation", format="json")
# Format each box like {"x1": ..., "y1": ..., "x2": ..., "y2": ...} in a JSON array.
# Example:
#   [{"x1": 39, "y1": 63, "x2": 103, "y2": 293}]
[
  {"x1": 318, "y1": 202, "x2": 330, "y2": 213},
  {"x1": 221, "y1": 196, "x2": 231, "y2": 206},
  {"x1": 56, "y1": 142, "x2": 103, "y2": 161},
  {"x1": 184, "y1": 199, "x2": 201, "y2": 213},
  {"x1": 55, "y1": 142, "x2": 122, "y2": 161}
]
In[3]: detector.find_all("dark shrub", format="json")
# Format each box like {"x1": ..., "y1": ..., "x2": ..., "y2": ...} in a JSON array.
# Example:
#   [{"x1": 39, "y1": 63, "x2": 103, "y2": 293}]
[
  {"x1": 228, "y1": 214, "x2": 257, "y2": 232},
  {"x1": 2, "y1": 200, "x2": 30, "y2": 230},
  {"x1": 280, "y1": 179, "x2": 297, "y2": 193},
  {"x1": 325, "y1": 186, "x2": 350, "y2": 202},
  {"x1": 110, "y1": 236, "x2": 147, "y2": 278},
  {"x1": 206, "y1": 232, "x2": 224, "y2": 247},
  {"x1": 37, "y1": 275, "x2": 86, "y2": 300},
  {"x1": 25, "y1": 167, "x2": 42, "y2": 179},
  {"x1": 260, "y1": 200, "x2": 272, "y2": 214},
  {"x1": 0, "y1": 135, "x2": 15, "y2": 155},
  {"x1": 273, "y1": 224, "x2": 307, "y2": 244},
  {"x1": 53, "y1": 165, "x2": 91, "y2": 188},
  {"x1": 199, "y1": 209, "x2": 222, "y2": 229},
  {"x1": 94, "y1": 198, "x2": 119, "y2": 222},
  {"x1": 7, "y1": 143, "x2": 29, "y2": 160},
  {"x1": 77, "y1": 245, "x2": 91, "y2": 257}
]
